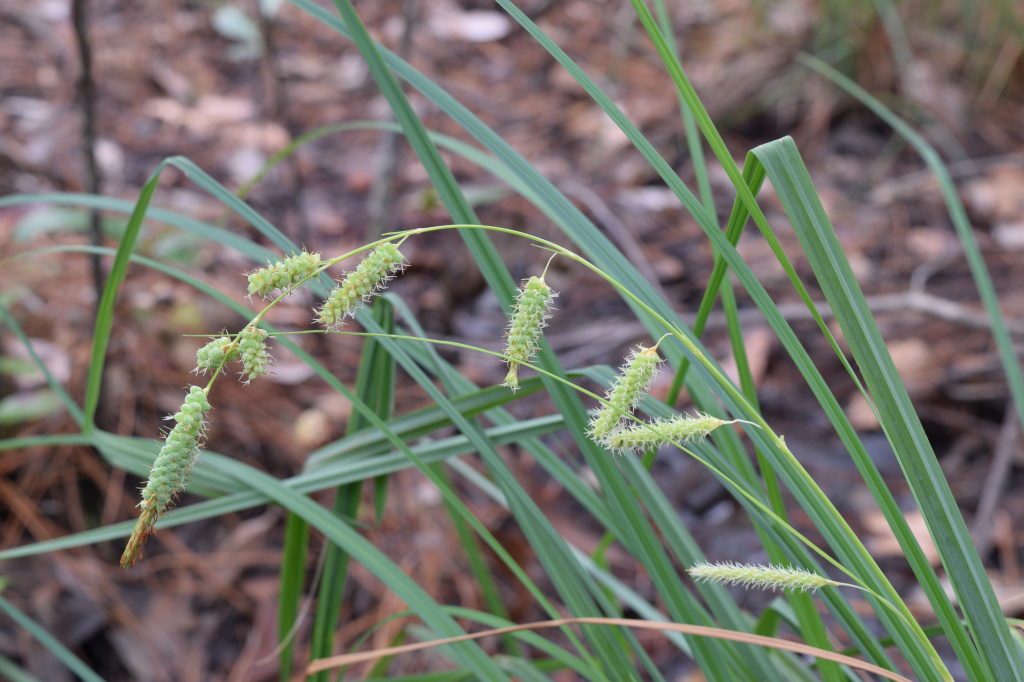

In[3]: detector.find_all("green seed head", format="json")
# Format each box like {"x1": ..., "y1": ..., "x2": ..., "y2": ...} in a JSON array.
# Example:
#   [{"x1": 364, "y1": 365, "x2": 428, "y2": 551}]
[
  {"x1": 688, "y1": 561, "x2": 839, "y2": 593},
  {"x1": 599, "y1": 412, "x2": 727, "y2": 454},
  {"x1": 318, "y1": 243, "x2": 406, "y2": 328},
  {"x1": 502, "y1": 276, "x2": 556, "y2": 391},
  {"x1": 195, "y1": 336, "x2": 241, "y2": 375},
  {"x1": 247, "y1": 250, "x2": 322, "y2": 298},
  {"x1": 138, "y1": 386, "x2": 211, "y2": 513},
  {"x1": 588, "y1": 345, "x2": 662, "y2": 441},
  {"x1": 124, "y1": 386, "x2": 212, "y2": 568},
  {"x1": 238, "y1": 325, "x2": 272, "y2": 383}
]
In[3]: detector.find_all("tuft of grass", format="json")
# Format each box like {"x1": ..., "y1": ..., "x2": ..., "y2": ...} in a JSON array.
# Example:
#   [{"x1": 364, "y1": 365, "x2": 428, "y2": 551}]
[{"x1": 0, "y1": 1, "x2": 1020, "y2": 681}]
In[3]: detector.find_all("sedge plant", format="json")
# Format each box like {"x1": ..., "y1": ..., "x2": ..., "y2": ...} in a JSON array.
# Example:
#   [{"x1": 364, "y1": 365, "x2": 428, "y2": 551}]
[
  {"x1": 0, "y1": 0, "x2": 1021, "y2": 680},
  {"x1": 108, "y1": 224, "x2": 951, "y2": 681}
]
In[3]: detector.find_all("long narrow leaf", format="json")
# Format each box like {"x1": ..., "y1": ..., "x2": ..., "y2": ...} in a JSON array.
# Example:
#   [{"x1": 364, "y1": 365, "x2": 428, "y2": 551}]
[{"x1": 755, "y1": 137, "x2": 1018, "y2": 680}]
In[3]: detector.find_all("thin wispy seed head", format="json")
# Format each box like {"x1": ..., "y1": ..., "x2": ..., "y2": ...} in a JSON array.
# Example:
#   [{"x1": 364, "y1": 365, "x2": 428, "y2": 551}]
[
  {"x1": 317, "y1": 242, "x2": 405, "y2": 329},
  {"x1": 588, "y1": 345, "x2": 662, "y2": 441},
  {"x1": 502, "y1": 275, "x2": 556, "y2": 391},
  {"x1": 688, "y1": 561, "x2": 840, "y2": 593},
  {"x1": 600, "y1": 412, "x2": 728, "y2": 455}
]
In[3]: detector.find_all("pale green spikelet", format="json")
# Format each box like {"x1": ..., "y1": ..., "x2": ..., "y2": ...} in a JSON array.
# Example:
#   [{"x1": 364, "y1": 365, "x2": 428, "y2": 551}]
[
  {"x1": 688, "y1": 561, "x2": 840, "y2": 593},
  {"x1": 122, "y1": 385, "x2": 212, "y2": 568},
  {"x1": 238, "y1": 324, "x2": 273, "y2": 383},
  {"x1": 195, "y1": 336, "x2": 241, "y2": 375},
  {"x1": 247, "y1": 250, "x2": 322, "y2": 299},
  {"x1": 600, "y1": 412, "x2": 731, "y2": 454},
  {"x1": 588, "y1": 345, "x2": 662, "y2": 441},
  {"x1": 318, "y1": 242, "x2": 406, "y2": 328},
  {"x1": 502, "y1": 275, "x2": 556, "y2": 391}
]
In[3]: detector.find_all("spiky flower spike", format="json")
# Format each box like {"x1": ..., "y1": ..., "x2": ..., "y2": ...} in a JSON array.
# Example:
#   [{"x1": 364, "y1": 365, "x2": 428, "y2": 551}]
[
  {"x1": 502, "y1": 275, "x2": 557, "y2": 391},
  {"x1": 688, "y1": 561, "x2": 841, "y2": 593},
  {"x1": 238, "y1": 324, "x2": 272, "y2": 383},
  {"x1": 588, "y1": 345, "x2": 662, "y2": 442},
  {"x1": 195, "y1": 336, "x2": 241, "y2": 375},
  {"x1": 600, "y1": 412, "x2": 738, "y2": 455},
  {"x1": 121, "y1": 385, "x2": 212, "y2": 569},
  {"x1": 247, "y1": 250, "x2": 322, "y2": 299},
  {"x1": 317, "y1": 242, "x2": 406, "y2": 329}
]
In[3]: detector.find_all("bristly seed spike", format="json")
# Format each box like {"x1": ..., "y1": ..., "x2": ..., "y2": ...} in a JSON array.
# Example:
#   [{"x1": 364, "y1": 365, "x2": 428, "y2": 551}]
[
  {"x1": 599, "y1": 412, "x2": 736, "y2": 455},
  {"x1": 317, "y1": 242, "x2": 406, "y2": 329},
  {"x1": 588, "y1": 344, "x2": 662, "y2": 442},
  {"x1": 121, "y1": 385, "x2": 213, "y2": 569},
  {"x1": 501, "y1": 273, "x2": 556, "y2": 391},
  {"x1": 247, "y1": 250, "x2": 321, "y2": 299}
]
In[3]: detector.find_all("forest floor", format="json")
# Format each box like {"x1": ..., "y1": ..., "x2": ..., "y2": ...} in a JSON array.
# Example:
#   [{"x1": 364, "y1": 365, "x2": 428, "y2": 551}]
[{"x1": 1, "y1": 0, "x2": 1024, "y2": 680}]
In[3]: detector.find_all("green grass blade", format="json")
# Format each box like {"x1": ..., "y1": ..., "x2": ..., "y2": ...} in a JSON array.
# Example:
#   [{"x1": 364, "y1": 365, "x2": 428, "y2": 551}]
[
  {"x1": 0, "y1": 434, "x2": 94, "y2": 452},
  {"x1": 81, "y1": 161, "x2": 169, "y2": 432},
  {"x1": 651, "y1": 0, "x2": 714, "y2": 215},
  {"x1": 0, "y1": 192, "x2": 272, "y2": 262},
  {"x1": 0, "y1": 409, "x2": 569, "y2": 562},
  {"x1": 328, "y1": 0, "x2": 478, "y2": 233},
  {"x1": 194, "y1": 458, "x2": 510, "y2": 681},
  {"x1": 0, "y1": 303, "x2": 84, "y2": 426},
  {"x1": 278, "y1": 510, "x2": 310, "y2": 681},
  {"x1": 309, "y1": 298, "x2": 397, "y2": 682},
  {"x1": 0, "y1": 592, "x2": 105, "y2": 682},
  {"x1": 0, "y1": 653, "x2": 42, "y2": 682},
  {"x1": 796, "y1": 56, "x2": 1024, "y2": 449},
  {"x1": 278, "y1": 7, "x2": 896, "y2": 673},
  {"x1": 754, "y1": 137, "x2": 1015, "y2": 681},
  {"x1": 666, "y1": 155, "x2": 765, "y2": 405},
  {"x1": 434, "y1": 463, "x2": 519, "y2": 656},
  {"x1": 320, "y1": 2, "x2": 669, "y2": 671}
]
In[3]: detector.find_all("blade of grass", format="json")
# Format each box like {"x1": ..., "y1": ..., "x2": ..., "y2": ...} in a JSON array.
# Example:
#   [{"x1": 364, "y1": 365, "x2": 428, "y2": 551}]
[
  {"x1": 0, "y1": 303, "x2": 84, "y2": 426},
  {"x1": 613, "y1": 4, "x2": 955, "y2": 675},
  {"x1": 195, "y1": 457, "x2": 510, "y2": 680},
  {"x1": 0, "y1": 407, "x2": 568, "y2": 561},
  {"x1": 0, "y1": 192, "x2": 272, "y2": 263},
  {"x1": 0, "y1": 592, "x2": 105, "y2": 682},
  {"x1": 278, "y1": 509, "x2": 310, "y2": 682},
  {"x1": 433, "y1": 462, "x2": 519, "y2": 657},
  {"x1": 81, "y1": 161, "x2": 169, "y2": 432},
  {"x1": 0, "y1": 653, "x2": 42, "y2": 682},
  {"x1": 797, "y1": 57, "x2": 1024, "y2": 643},
  {"x1": 308, "y1": 298, "x2": 397, "y2": 682},
  {"x1": 325, "y1": 1, "x2": 674, "y2": 673},
  {"x1": 754, "y1": 135, "x2": 1016, "y2": 680}
]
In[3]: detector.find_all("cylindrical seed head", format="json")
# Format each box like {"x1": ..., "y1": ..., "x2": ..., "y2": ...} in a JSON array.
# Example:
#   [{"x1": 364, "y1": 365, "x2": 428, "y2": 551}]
[
  {"x1": 502, "y1": 276, "x2": 556, "y2": 391},
  {"x1": 317, "y1": 242, "x2": 406, "y2": 329},
  {"x1": 195, "y1": 336, "x2": 241, "y2": 375},
  {"x1": 238, "y1": 325, "x2": 272, "y2": 383},
  {"x1": 599, "y1": 412, "x2": 727, "y2": 455},
  {"x1": 247, "y1": 250, "x2": 322, "y2": 298},
  {"x1": 588, "y1": 345, "x2": 662, "y2": 442}
]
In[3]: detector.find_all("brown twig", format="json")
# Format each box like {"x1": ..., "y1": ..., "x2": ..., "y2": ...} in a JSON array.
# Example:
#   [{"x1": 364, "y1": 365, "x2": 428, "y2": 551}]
[
  {"x1": 305, "y1": 616, "x2": 913, "y2": 681},
  {"x1": 71, "y1": 0, "x2": 104, "y2": 306},
  {"x1": 972, "y1": 402, "x2": 1020, "y2": 557}
]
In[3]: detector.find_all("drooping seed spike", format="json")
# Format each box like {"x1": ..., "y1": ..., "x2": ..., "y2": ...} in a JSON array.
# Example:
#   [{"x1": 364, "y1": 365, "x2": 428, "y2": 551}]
[
  {"x1": 502, "y1": 275, "x2": 557, "y2": 391},
  {"x1": 122, "y1": 385, "x2": 213, "y2": 569},
  {"x1": 599, "y1": 412, "x2": 729, "y2": 455},
  {"x1": 247, "y1": 250, "x2": 322, "y2": 298},
  {"x1": 588, "y1": 345, "x2": 662, "y2": 441},
  {"x1": 317, "y1": 242, "x2": 406, "y2": 329},
  {"x1": 688, "y1": 561, "x2": 840, "y2": 593},
  {"x1": 238, "y1": 325, "x2": 273, "y2": 383},
  {"x1": 195, "y1": 336, "x2": 241, "y2": 375}
]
